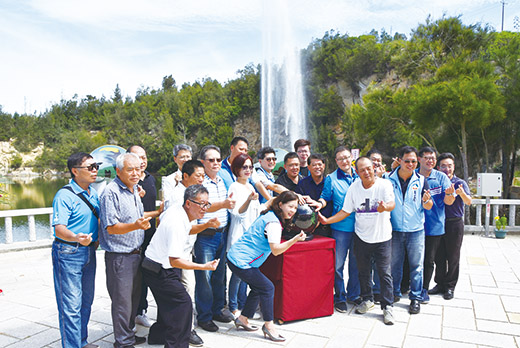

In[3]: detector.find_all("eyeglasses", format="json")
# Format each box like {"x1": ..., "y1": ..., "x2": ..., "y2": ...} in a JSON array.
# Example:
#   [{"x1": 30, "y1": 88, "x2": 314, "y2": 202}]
[
  {"x1": 336, "y1": 157, "x2": 351, "y2": 162},
  {"x1": 242, "y1": 165, "x2": 254, "y2": 170},
  {"x1": 188, "y1": 199, "x2": 212, "y2": 209},
  {"x1": 205, "y1": 158, "x2": 222, "y2": 163},
  {"x1": 421, "y1": 156, "x2": 436, "y2": 161},
  {"x1": 264, "y1": 157, "x2": 277, "y2": 162},
  {"x1": 403, "y1": 160, "x2": 417, "y2": 164},
  {"x1": 74, "y1": 163, "x2": 100, "y2": 171}
]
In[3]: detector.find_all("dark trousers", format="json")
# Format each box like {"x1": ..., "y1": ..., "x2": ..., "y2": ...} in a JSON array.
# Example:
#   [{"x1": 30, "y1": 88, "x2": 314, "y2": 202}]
[
  {"x1": 423, "y1": 235, "x2": 442, "y2": 290},
  {"x1": 228, "y1": 260, "x2": 274, "y2": 322},
  {"x1": 138, "y1": 230, "x2": 155, "y2": 314},
  {"x1": 353, "y1": 234, "x2": 393, "y2": 309},
  {"x1": 435, "y1": 217, "x2": 464, "y2": 291},
  {"x1": 143, "y1": 267, "x2": 192, "y2": 348},
  {"x1": 105, "y1": 252, "x2": 142, "y2": 348}
]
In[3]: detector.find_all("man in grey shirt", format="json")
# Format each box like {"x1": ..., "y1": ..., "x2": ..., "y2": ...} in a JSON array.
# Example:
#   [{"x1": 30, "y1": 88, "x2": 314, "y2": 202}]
[{"x1": 99, "y1": 152, "x2": 162, "y2": 348}]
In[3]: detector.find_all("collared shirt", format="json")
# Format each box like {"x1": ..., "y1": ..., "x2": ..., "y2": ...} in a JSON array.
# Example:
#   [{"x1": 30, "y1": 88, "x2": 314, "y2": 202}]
[
  {"x1": 296, "y1": 175, "x2": 332, "y2": 217},
  {"x1": 162, "y1": 169, "x2": 181, "y2": 205},
  {"x1": 52, "y1": 179, "x2": 100, "y2": 241},
  {"x1": 99, "y1": 177, "x2": 145, "y2": 253},
  {"x1": 275, "y1": 172, "x2": 302, "y2": 192},
  {"x1": 146, "y1": 206, "x2": 193, "y2": 269},
  {"x1": 320, "y1": 168, "x2": 357, "y2": 232},
  {"x1": 198, "y1": 174, "x2": 229, "y2": 226},
  {"x1": 139, "y1": 171, "x2": 157, "y2": 232},
  {"x1": 445, "y1": 175, "x2": 470, "y2": 219},
  {"x1": 417, "y1": 168, "x2": 451, "y2": 236}
]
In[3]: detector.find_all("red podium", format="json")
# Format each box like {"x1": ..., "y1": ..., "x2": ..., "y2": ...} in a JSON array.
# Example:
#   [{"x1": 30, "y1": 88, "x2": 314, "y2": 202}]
[{"x1": 260, "y1": 235, "x2": 335, "y2": 322}]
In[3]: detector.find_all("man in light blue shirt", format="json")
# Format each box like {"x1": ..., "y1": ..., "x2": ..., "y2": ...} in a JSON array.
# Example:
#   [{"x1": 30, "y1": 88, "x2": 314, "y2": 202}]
[{"x1": 52, "y1": 152, "x2": 100, "y2": 348}]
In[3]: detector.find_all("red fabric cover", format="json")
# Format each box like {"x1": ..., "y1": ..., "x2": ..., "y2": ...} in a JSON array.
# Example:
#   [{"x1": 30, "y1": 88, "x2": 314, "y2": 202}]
[{"x1": 260, "y1": 235, "x2": 335, "y2": 322}]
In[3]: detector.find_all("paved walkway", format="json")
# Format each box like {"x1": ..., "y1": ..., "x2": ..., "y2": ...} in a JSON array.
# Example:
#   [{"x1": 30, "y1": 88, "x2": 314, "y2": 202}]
[{"x1": 0, "y1": 234, "x2": 519, "y2": 348}]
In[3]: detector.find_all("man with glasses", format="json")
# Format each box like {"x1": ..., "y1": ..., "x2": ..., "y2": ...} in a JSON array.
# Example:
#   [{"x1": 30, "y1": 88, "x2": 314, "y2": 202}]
[
  {"x1": 194, "y1": 145, "x2": 236, "y2": 332},
  {"x1": 255, "y1": 147, "x2": 287, "y2": 203},
  {"x1": 52, "y1": 152, "x2": 100, "y2": 348},
  {"x1": 317, "y1": 146, "x2": 361, "y2": 312},
  {"x1": 143, "y1": 184, "x2": 220, "y2": 347},
  {"x1": 275, "y1": 152, "x2": 303, "y2": 192},
  {"x1": 387, "y1": 146, "x2": 433, "y2": 315},
  {"x1": 417, "y1": 147, "x2": 455, "y2": 304},
  {"x1": 294, "y1": 138, "x2": 311, "y2": 177},
  {"x1": 431, "y1": 153, "x2": 472, "y2": 300},
  {"x1": 99, "y1": 153, "x2": 163, "y2": 348}
]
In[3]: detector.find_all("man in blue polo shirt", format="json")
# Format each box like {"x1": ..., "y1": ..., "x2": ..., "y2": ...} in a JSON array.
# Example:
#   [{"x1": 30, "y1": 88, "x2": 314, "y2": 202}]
[
  {"x1": 318, "y1": 146, "x2": 361, "y2": 312},
  {"x1": 417, "y1": 147, "x2": 455, "y2": 304},
  {"x1": 52, "y1": 152, "x2": 100, "y2": 348},
  {"x1": 387, "y1": 146, "x2": 433, "y2": 315}
]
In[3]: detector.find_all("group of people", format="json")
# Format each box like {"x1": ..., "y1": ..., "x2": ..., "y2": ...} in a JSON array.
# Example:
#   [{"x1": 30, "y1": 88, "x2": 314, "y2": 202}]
[{"x1": 51, "y1": 137, "x2": 471, "y2": 348}]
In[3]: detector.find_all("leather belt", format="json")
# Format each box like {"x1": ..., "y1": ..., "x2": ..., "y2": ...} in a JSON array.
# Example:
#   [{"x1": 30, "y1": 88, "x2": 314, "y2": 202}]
[
  {"x1": 54, "y1": 238, "x2": 95, "y2": 247},
  {"x1": 200, "y1": 226, "x2": 226, "y2": 236}
]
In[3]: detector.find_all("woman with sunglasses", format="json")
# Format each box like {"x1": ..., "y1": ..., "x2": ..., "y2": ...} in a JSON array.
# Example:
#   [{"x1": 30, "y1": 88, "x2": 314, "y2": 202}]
[
  {"x1": 227, "y1": 191, "x2": 306, "y2": 342},
  {"x1": 226, "y1": 153, "x2": 262, "y2": 318}
]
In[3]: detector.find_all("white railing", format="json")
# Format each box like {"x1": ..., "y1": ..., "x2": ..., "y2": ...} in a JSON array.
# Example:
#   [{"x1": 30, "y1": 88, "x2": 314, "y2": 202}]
[
  {"x1": 1, "y1": 200, "x2": 518, "y2": 245},
  {"x1": 464, "y1": 198, "x2": 520, "y2": 236},
  {"x1": 0, "y1": 207, "x2": 53, "y2": 244}
]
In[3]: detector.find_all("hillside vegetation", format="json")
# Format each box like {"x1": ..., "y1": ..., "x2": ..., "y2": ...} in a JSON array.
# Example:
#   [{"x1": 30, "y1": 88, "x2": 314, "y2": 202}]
[{"x1": 1, "y1": 16, "x2": 519, "y2": 196}]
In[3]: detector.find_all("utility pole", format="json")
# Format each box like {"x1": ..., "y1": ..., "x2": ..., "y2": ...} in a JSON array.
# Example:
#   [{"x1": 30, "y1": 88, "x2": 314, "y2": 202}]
[{"x1": 501, "y1": 0, "x2": 506, "y2": 31}]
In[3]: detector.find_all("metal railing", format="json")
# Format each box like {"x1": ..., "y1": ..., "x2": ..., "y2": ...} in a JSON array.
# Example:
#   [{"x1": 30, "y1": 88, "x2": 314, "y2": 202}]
[
  {"x1": 1, "y1": 199, "x2": 519, "y2": 245},
  {"x1": 0, "y1": 207, "x2": 53, "y2": 244}
]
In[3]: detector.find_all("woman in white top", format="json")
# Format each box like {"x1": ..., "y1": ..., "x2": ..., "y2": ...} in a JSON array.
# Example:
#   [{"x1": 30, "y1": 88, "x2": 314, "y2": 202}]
[{"x1": 227, "y1": 153, "x2": 262, "y2": 316}]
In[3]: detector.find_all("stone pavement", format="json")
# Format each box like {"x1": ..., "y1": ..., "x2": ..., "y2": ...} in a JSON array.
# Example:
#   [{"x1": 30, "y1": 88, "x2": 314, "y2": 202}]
[{"x1": 0, "y1": 234, "x2": 519, "y2": 348}]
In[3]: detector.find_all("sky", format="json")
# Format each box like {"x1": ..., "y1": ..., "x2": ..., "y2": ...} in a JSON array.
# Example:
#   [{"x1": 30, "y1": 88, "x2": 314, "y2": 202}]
[{"x1": 1, "y1": 0, "x2": 519, "y2": 115}]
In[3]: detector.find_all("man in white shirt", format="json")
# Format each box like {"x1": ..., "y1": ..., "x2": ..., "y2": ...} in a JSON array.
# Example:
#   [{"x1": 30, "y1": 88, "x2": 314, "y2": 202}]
[
  {"x1": 319, "y1": 157, "x2": 396, "y2": 325},
  {"x1": 143, "y1": 185, "x2": 219, "y2": 347}
]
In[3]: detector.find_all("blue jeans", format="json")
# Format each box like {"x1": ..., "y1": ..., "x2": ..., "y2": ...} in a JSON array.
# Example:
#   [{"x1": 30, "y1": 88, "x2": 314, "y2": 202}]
[
  {"x1": 332, "y1": 229, "x2": 360, "y2": 303},
  {"x1": 228, "y1": 272, "x2": 247, "y2": 313},
  {"x1": 193, "y1": 231, "x2": 227, "y2": 322},
  {"x1": 52, "y1": 241, "x2": 96, "y2": 348},
  {"x1": 227, "y1": 261, "x2": 274, "y2": 322},
  {"x1": 391, "y1": 230, "x2": 425, "y2": 300}
]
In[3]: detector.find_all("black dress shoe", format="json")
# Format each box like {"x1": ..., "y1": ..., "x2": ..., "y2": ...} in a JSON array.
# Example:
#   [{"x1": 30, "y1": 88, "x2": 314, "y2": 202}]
[
  {"x1": 428, "y1": 285, "x2": 444, "y2": 295},
  {"x1": 212, "y1": 312, "x2": 234, "y2": 323},
  {"x1": 189, "y1": 330, "x2": 204, "y2": 347},
  {"x1": 443, "y1": 289, "x2": 454, "y2": 300},
  {"x1": 198, "y1": 320, "x2": 219, "y2": 332},
  {"x1": 409, "y1": 300, "x2": 420, "y2": 314},
  {"x1": 134, "y1": 336, "x2": 146, "y2": 345}
]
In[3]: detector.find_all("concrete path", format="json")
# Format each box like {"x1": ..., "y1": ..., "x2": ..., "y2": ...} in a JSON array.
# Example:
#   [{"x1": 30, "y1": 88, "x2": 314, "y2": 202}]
[{"x1": 0, "y1": 234, "x2": 519, "y2": 348}]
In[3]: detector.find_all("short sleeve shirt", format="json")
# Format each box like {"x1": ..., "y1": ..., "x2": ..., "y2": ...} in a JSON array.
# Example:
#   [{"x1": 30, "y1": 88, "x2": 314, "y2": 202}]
[
  {"x1": 52, "y1": 179, "x2": 100, "y2": 241},
  {"x1": 342, "y1": 178, "x2": 394, "y2": 243},
  {"x1": 445, "y1": 175, "x2": 470, "y2": 218},
  {"x1": 145, "y1": 206, "x2": 192, "y2": 268},
  {"x1": 99, "y1": 177, "x2": 145, "y2": 252}
]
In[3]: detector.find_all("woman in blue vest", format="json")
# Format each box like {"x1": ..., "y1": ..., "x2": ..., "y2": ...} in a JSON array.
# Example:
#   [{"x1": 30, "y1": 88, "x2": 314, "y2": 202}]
[{"x1": 227, "y1": 191, "x2": 306, "y2": 342}]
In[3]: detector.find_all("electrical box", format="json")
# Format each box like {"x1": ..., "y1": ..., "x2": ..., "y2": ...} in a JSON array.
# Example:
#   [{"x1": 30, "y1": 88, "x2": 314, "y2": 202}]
[{"x1": 477, "y1": 173, "x2": 502, "y2": 196}]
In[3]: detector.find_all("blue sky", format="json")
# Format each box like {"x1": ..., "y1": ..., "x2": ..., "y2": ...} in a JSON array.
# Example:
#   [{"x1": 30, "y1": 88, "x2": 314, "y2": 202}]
[{"x1": 1, "y1": 0, "x2": 519, "y2": 115}]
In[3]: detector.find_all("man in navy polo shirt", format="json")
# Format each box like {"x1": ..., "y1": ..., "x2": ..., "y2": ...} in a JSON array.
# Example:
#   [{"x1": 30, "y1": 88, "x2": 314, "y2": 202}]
[
  {"x1": 417, "y1": 147, "x2": 455, "y2": 304},
  {"x1": 431, "y1": 152, "x2": 472, "y2": 300},
  {"x1": 52, "y1": 152, "x2": 100, "y2": 348},
  {"x1": 387, "y1": 146, "x2": 433, "y2": 315}
]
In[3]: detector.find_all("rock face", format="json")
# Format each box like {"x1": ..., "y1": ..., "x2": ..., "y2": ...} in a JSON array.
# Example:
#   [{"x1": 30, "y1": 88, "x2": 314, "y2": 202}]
[{"x1": 0, "y1": 140, "x2": 44, "y2": 176}]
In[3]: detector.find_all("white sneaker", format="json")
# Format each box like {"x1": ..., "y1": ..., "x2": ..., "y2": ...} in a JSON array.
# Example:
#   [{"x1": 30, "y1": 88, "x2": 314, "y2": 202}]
[
  {"x1": 355, "y1": 300, "x2": 375, "y2": 314},
  {"x1": 383, "y1": 307, "x2": 395, "y2": 325},
  {"x1": 135, "y1": 313, "x2": 153, "y2": 327}
]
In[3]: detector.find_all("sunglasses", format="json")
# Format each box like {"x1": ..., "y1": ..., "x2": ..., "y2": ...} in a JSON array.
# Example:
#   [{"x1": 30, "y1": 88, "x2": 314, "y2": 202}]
[
  {"x1": 205, "y1": 158, "x2": 222, "y2": 163},
  {"x1": 74, "y1": 162, "x2": 101, "y2": 171},
  {"x1": 403, "y1": 160, "x2": 417, "y2": 164},
  {"x1": 242, "y1": 165, "x2": 254, "y2": 170},
  {"x1": 264, "y1": 157, "x2": 277, "y2": 162},
  {"x1": 188, "y1": 199, "x2": 212, "y2": 209}
]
